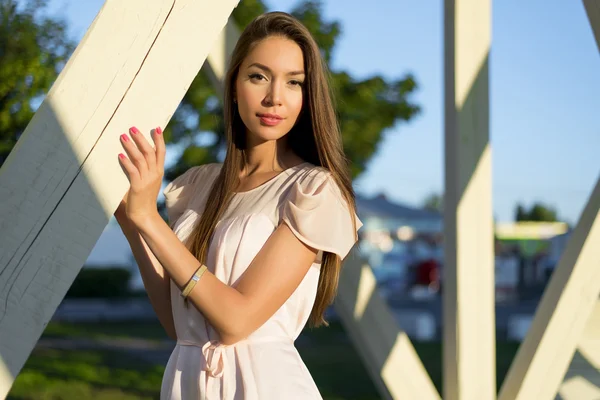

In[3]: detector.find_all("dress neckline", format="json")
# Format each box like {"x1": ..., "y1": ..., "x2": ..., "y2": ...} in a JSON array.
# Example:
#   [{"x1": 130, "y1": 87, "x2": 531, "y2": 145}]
[{"x1": 233, "y1": 162, "x2": 311, "y2": 196}]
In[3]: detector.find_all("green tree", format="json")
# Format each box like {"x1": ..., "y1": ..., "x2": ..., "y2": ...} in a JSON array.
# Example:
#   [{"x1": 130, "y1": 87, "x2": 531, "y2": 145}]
[
  {"x1": 514, "y1": 202, "x2": 558, "y2": 222},
  {"x1": 163, "y1": 0, "x2": 420, "y2": 182},
  {"x1": 0, "y1": 0, "x2": 74, "y2": 166},
  {"x1": 422, "y1": 193, "x2": 443, "y2": 213},
  {"x1": 515, "y1": 204, "x2": 527, "y2": 221}
]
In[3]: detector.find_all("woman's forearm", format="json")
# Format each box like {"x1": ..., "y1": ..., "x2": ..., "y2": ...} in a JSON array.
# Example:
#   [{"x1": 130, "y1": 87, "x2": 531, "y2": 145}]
[
  {"x1": 116, "y1": 214, "x2": 177, "y2": 340},
  {"x1": 133, "y1": 212, "x2": 249, "y2": 344}
]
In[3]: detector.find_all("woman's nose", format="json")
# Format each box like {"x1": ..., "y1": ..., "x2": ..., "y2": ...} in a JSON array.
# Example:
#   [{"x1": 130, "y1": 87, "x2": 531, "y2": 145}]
[{"x1": 263, "y1": 82, "x2": 282, "y2": 107}]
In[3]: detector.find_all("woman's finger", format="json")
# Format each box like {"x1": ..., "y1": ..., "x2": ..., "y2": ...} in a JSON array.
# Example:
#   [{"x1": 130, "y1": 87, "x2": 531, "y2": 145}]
[
  {"x1": 128, "y1": 126, "x2": 156, "y2": 170},
  {"x1": 118, "y1": 153, "x2": 141, "y2": 184},
  {"x1": 153, "y1": 126, "x2": 165, "y2": 174},
  {"x1": 121, "y1": 131, "x2": 148, "y2": 176}
]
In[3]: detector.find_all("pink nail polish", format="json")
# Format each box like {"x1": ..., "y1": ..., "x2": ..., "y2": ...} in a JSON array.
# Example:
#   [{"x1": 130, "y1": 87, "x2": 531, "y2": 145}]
[
  {"x1": 119, "y1": 153, "x2": 125, "y2": 159},
  {"x1": 156, "y1": 126, "x2": 162, "y2": 135},
  {"x1": 130, "y1": 126, "x2": 138, "y2": 134},
  {"x1": 121, "y1": 134, "x2": 129, "y2": 142}
]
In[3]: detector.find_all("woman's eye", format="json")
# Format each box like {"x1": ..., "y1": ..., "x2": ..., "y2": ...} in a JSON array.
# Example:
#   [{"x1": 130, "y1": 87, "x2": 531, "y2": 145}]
[
  {"x1": 289, "y1": 80, "x2": 304, "y2": 87},
  {"x1": 249, "y1": 73, "x2": 266, "y2": 81}
]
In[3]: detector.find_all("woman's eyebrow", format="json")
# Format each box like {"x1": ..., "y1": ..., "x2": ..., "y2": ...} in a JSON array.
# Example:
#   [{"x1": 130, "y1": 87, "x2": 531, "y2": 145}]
[{"x1": 247, "y1": 62, "x2": 305, "y2": 76}]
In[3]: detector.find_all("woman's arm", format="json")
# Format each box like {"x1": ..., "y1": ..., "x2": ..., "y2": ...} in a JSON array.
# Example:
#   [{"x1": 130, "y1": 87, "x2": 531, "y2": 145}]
[
  {"x1": 133, "y1": 212, "x2": 317, "y2": 345},
  {"x1": 115, "y1": 208, "x2": 177, "y2": 340},
  {"x1": 115, "y1": 126, "x2": 316, "y2": 343}
]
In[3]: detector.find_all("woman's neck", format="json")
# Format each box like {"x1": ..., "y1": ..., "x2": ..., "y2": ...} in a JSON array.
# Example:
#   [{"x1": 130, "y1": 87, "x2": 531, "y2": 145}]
[{"x1": 241, "y1": 136, "x2": 303, "y2": 175}]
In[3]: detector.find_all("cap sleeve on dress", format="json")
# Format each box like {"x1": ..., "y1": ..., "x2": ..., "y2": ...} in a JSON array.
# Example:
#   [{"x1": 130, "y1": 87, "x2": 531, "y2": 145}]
[
  {"x1": 162, "y1": 165, "x2": 205, "y2": 226},
  {"x1": 281, "y1": 171, "x2": 363, "y2": 260}
]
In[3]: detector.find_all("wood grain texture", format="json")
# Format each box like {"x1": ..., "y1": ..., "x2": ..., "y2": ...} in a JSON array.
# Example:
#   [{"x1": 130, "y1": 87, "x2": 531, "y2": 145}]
[{"x1": 0, "y1": 0, "x2": 239, "y2": 396}]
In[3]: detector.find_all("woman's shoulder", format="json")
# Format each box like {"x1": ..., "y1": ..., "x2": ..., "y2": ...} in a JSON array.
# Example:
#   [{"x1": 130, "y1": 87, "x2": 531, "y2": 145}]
[
  {"x1": 291, "y1": 162, "x2": 332, "y2": 188},
  {"x1": 280, "y1": 163, "x2": 362, "y2": 259},
  {"x1": 289, "y1": 163, "x2": 349, "y2": 206}
]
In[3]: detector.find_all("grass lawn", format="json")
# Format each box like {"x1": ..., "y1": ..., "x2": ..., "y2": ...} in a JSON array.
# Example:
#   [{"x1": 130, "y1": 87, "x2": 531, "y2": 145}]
[
  {"x1": 8, "y1": 348, "x2": 163, "y2": 400},
  {"x1": 41, "y1": 320, "x2": 169, "y2": 343},
  {"x1": 9, "y1": 320, "x2": 520, "y2": 399}
]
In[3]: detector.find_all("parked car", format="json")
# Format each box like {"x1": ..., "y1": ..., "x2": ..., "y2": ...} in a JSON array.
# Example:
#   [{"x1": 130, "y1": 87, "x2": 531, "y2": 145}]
[{"x1": 371, "y1": 252, "x2": 414, "y2": 297}]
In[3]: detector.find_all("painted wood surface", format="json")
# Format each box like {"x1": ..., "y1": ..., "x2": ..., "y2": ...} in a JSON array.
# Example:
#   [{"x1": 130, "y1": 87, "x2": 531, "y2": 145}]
[
  {"x1": 0, "y1": 1, "x2": 239, "y2": 396},
  {"x1": 443, "y1": 1, "x2": 496, "y2": 399}
]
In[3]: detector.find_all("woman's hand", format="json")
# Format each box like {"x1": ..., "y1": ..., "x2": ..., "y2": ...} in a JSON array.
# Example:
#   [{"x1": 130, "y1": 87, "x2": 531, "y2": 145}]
[{"x1": 118, "y1": 126, "x2": 165, "y2": 226}]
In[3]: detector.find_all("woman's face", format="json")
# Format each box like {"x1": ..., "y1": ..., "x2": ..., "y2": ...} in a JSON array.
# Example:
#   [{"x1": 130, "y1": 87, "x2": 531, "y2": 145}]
[{"x1": 235, "y1": 35, "x2": 305, "y2": 145}]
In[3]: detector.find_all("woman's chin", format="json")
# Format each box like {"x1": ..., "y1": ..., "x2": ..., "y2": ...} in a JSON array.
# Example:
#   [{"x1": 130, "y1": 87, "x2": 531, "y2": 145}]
[{"x1": 247, "y1": 126, "x2": 290, "y2": 143}]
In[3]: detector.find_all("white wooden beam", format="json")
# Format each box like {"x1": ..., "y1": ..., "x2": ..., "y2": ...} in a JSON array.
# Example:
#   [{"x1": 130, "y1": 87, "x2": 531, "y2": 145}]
[
  {"x1": 0, "y1": 0, "x2": 239, "y2": 397},
  {"x1": 443, "y1": 1, "x2": 495, "y2": 399},
  {"x1": 334, "y1": 259, "x2": 441, "y2": 400},
  {"x1": 558, "y1": 300, "x2": 600, "y2": 399},
  {"x1": 584, "y1": 0, "x2": 600, "y2": 53},
  {"x1": 498, "y1": 176, "x2": 600, "y2": 400},
  {"x1": 204, "y1": 16, "x2": 241, "y2": 100},
  {"x1": 559, "y1": 377, "x2": 600, "y2": 400},
  {"x1": 576, "y1": 301, "x2": 600, "y2": 381}
]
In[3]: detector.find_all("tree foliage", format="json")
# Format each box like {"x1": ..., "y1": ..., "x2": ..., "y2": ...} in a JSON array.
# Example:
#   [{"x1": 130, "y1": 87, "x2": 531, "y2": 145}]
[
  {"x1": 422, "y1": 193, "x2": 443, "y2": 213},
  {"x1": 0, "y1": 0, "x2": 74, "y2": 166},
  {"x1": 515, "y1": 202, "x2": 558, "y2": 222}
]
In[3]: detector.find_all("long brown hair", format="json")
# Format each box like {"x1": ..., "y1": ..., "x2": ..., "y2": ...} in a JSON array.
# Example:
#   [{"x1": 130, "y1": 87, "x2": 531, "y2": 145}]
[{"x1": 186, "y1": 11, "x2": 358, "y2": 328}]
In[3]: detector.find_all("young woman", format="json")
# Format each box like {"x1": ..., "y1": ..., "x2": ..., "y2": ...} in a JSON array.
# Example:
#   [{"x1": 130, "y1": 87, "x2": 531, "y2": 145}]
[{"x1": 115, "y1": 11, "x2": 362, "y2": 400}]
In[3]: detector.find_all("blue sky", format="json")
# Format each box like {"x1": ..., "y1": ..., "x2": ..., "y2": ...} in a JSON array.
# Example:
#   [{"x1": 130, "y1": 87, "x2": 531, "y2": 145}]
[{"x1": 48, "y1": 0, "x2": 600, "y2": 224}]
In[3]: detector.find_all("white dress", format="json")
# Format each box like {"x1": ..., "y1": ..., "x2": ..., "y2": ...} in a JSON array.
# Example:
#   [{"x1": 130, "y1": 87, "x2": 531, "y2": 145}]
[{"x1": 160, "y1": 162, "x2": 362, "y2": 400}]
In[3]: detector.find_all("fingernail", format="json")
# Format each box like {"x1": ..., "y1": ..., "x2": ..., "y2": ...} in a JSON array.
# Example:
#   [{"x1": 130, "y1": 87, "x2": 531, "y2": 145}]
[
  {"x1": 119, "y1": 153, "x2": 125, "y2": 159},
  {"x1": 121, "y1": 134, "x2": 129, "y2": 142},
  {"x1": 130, "y1": 126, "x2": 138, "y2": 134},
  {"x1": 156, "y1": 126, "x2": 162, "y2": 135}
]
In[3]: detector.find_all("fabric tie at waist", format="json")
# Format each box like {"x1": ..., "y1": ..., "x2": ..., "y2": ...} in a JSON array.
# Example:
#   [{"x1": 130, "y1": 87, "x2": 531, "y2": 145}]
[{"x1": 177, "y1": 336, "x2": 293, "y2": 400}]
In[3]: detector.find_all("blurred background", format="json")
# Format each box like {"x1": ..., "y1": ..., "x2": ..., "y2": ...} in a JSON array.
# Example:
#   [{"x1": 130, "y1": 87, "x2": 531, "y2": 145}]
[{"x1": 2, "y1": 0, "x2": 599, "y2": 398}]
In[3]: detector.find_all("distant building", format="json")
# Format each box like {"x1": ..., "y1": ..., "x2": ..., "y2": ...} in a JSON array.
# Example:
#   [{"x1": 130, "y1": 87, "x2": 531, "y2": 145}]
[
  {"x1": 356, "y1": 193, "x2": 442, "y2": 234},
  {"x1": 355, "y1": 193, "x2": 443, "y2": 268}
]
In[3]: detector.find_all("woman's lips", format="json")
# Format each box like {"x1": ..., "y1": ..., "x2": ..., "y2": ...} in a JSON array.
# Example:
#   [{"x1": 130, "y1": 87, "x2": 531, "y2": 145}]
[{"x1": 257, "y1": 113, "x2": 283, "y2": 126}]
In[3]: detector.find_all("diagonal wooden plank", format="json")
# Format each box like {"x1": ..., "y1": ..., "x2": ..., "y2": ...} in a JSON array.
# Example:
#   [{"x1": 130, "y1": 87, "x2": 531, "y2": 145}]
[
  {"x1": 498, "y1": 175, "x2": 600, "y2": 400},
  {"x1": 334, "y1": 259, "x2": 440, "y2": 400},
  {"x1": 0, "y1": 1, "x2": 174, "y2": 392},
  {"x1": 443, "y1": 1, "x2": 496, "y2": 399},
  {"x1": 0, "y1": 0, "x2": 239, "y2": 396},
  {"x1": 506, "y1": 301, "x2": 600, "y2": 398},
  {"x1": 576, "y1": 300, "x2": 600, "y2": 373},
  {"x1": 583, "y1": 0, "x2": 600, "y2": 53},
  {"x1": 558, "y1": 300, "x2": 600, "y2": 399}
]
